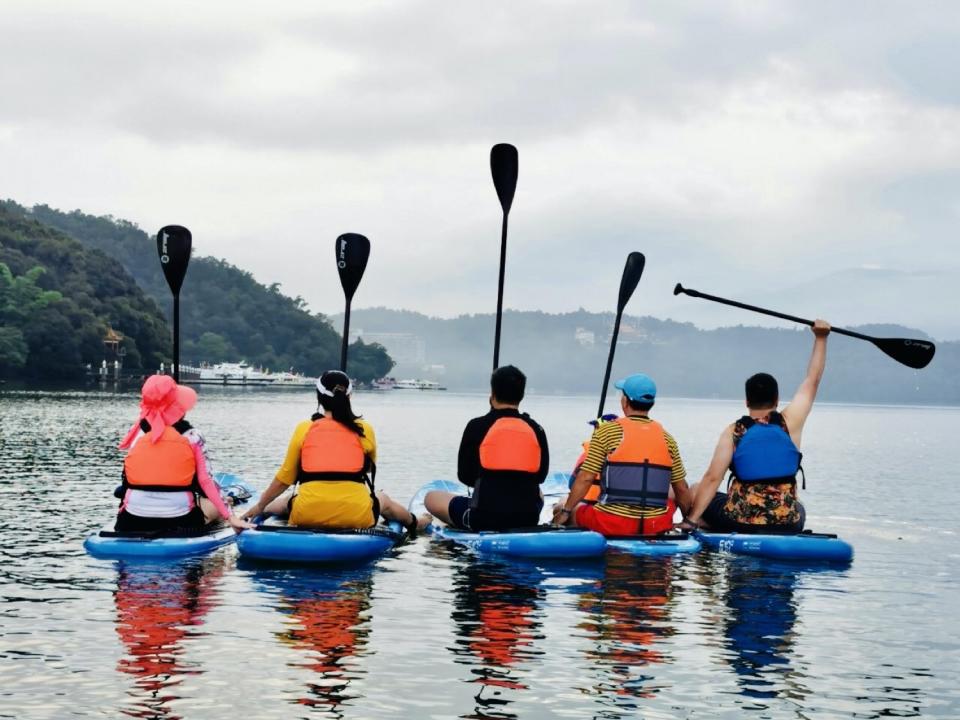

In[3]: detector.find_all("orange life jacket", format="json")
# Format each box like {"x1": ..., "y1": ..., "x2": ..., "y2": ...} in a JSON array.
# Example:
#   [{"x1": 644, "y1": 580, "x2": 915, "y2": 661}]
[
  {"x1": 123, "y1": 425, "x2": 196, "y2": 491},
  {"x1": 479, "y1": 417, "x2": 542, "y2": 473},
  {"x1": 599, "y1": 418, "x2": 673, "y2": 508},
  {"x1": 298, "y1": 417, "x2": 369, "y2": 483}
]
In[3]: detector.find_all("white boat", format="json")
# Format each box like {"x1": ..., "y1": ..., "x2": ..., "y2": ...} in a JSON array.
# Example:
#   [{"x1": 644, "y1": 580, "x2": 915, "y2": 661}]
[
  {"x1": 269, "y1": 371, "x2": 316, "y2": 388},
  {"x1": 393, "y1": 379, "x2": 447, "y2": 391},
  {"x1": 192, "y1": 362, "x2": 313, "y2": 387}
]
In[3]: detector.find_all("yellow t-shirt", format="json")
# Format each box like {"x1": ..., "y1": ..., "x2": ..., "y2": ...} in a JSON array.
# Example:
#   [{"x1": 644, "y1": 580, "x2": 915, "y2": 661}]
[{"x1": 276, "y1": 417, "x2": 378, "y2": 528}]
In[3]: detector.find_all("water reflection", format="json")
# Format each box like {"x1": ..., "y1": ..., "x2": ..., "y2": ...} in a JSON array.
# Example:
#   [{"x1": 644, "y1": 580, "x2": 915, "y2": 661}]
[
  {"x1": 446, "y1": 548, "x2": 549, "y2": 720},
  {"x1": 249, "y1": 565, "x2": 375, "y2": 717},
  {"x1": 692, "y1": 553, "x2": 813, "y2": 711},
  {"x1": 721, "y1": 560, "x2": 805, "y2": 702},
  {"x1": 575, "y1": 553, "x2": 679, "y2": 716},
  {"x1": 113, "y1": 555, "x2": 228, "y2": 719}
]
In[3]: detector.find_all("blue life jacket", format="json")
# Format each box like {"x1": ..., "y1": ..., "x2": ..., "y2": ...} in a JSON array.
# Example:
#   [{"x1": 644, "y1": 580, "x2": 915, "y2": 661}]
[{"x1": 730, "y1": 414, "x2": 801, "y2": 485}]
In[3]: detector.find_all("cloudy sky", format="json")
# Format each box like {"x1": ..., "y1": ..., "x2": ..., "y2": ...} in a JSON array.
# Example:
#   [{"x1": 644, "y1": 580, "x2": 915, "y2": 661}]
[{"x1": 2, "y1": 1, "x2": 958, "y2": 338}]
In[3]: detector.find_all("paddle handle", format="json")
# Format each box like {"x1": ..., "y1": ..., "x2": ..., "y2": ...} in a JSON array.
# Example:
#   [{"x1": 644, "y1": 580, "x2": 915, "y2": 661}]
[
  {"x1": 673, "y1": 284, "x2": 871, "y2": 342},
  {"x1": 493, "y1": 212, "x2": 508, "y2": 369}
]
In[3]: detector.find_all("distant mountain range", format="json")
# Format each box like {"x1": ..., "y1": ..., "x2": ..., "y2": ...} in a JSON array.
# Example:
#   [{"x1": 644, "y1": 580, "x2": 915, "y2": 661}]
[
  {"x1": 4, "y1": 198, "x2": 955, "y2": 403},
  {"x1": 337, "y1": 307, "x2": 958, "y2": 405}
]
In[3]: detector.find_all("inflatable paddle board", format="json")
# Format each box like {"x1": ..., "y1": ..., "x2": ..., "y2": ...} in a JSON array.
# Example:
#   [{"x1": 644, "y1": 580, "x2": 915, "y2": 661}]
[{"x1": 84, "y1": 473, "x2": 251, "y2": 560}]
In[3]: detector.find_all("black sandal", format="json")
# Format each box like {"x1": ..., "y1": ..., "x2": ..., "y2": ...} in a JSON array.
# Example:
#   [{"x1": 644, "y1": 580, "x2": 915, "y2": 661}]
[{"x1": 404, "y1": 511, "x2": 419, "y2": 538}]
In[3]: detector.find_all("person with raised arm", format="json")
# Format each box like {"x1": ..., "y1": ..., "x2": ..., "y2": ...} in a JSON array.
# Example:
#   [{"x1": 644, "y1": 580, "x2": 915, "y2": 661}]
[{"x1": 682, "y1": 320, "x2": 831, "y2": 534}]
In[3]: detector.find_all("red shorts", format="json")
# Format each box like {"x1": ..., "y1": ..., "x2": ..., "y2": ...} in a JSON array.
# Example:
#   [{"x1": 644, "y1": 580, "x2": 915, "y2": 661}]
[{"x1": 574, "y1": 500, "x2": 676, "y2": 537}]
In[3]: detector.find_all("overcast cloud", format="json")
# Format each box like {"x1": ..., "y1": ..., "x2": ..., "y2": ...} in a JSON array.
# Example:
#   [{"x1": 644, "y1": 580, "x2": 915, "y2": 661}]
[{"x1": 2, "y1": 1, "x2": 958, "y2": 338}]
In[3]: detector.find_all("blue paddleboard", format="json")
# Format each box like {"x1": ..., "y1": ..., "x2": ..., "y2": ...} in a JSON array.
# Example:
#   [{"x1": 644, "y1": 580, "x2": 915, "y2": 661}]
[
  {"x1": 606, "y1": 534, "x2": 700, "y2": 556},
  {"x1": 236, "y1": 519, "x2": 406, "y2": 565},
  {"x1": 84, "y1": 473, "x2": 252, "y2": 560},
  {"x1": 544, "y1": 472, "x2": 700, "y2": 556},
  {"x1": 409, "y1": 478, "x2": 606, "y2": 559},
  {"x1": 696, "y1": 530, "x2": 854, "y2": 563}
]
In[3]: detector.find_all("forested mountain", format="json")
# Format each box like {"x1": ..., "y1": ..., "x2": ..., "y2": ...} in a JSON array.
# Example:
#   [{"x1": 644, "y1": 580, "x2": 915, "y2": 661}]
[
  {"x1": 1, "y1": 201, "x2": 394, "y2": 383},
  {"x1": 343, "y1": 307, "x2": 958, "y2": 404},
  {"x1": 0, "y1": 205, "x2": 169, "y2": 379}
]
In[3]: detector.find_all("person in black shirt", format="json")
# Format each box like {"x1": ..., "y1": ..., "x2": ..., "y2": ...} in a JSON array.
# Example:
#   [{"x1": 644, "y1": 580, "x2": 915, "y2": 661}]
[{"x1": 425, "y1": 365, "x2": 549, "y2": 531}]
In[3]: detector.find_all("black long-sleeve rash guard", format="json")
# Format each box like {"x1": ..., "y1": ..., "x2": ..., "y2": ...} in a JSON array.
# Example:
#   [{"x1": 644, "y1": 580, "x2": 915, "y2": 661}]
[{"x1": 456, "y1": 407, "x2": 549, "y2": 516}]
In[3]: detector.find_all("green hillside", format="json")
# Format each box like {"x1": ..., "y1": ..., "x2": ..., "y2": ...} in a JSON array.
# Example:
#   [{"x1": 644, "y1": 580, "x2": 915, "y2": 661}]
[
  {"x1": 2, "y1": 201, "x2": 393, "y2": 383},
  {"x1": 0, "y1": 205, "x2": 169, "y2": 379}
]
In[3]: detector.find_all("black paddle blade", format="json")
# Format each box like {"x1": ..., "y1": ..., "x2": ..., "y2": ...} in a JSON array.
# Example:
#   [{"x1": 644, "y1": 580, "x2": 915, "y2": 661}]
[
  {"x1": 490, "y1": 143, "x2": 519, "y2": 214},
  {"x1": 335, "y1": 233, "x2": 370, "y2": 301},
  {"x1": 871, "y1": 337, "x2": 936, "y2": 369},
  {"x1": 617, "y1": 252, "x2": 646, "y2": 312},
  {"x1": 156, "y1": 225, "x2": 192, "y2": 295}
]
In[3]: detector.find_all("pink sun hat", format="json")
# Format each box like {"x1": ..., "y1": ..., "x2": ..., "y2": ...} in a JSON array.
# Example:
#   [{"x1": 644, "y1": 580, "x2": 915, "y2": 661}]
[{"x1": 119, "y1": 375, "x2": 198, "y2": 449}]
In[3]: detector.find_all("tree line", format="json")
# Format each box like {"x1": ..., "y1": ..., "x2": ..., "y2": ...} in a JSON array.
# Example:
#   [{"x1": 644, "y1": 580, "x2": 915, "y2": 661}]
[{"x1": 0, "y1": 201, "x2": 394, "y2": 383}]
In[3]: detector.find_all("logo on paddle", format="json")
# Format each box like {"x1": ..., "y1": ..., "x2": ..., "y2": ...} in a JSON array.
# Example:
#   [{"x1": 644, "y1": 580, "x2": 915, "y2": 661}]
[
  {"x1": 338, "y1": 237, "x2": 347, "y2": 269},
  {"x1": 160, "y1": 232, "x2": 170, "y2": 264}
]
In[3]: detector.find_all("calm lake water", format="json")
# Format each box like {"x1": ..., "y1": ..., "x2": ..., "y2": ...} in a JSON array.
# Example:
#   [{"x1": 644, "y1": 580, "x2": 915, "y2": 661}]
[{"x1": 1, "y1": 388, "x2": 958, "y2": 719}]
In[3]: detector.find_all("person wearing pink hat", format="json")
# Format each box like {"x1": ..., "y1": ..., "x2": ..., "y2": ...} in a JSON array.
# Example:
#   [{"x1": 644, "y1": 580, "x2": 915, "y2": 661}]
[
  {"x1": 243, "y1": 370, "x2": 430, "y2": 533},
  {"x1": 116, "y1": 375, "x2": 251, "y2": 533}
]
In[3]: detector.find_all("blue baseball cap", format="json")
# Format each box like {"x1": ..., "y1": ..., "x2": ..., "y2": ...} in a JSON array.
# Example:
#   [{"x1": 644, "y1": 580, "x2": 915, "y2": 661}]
[{"x1": 614, "y1": 373, "x2": 657, "y2": 403}]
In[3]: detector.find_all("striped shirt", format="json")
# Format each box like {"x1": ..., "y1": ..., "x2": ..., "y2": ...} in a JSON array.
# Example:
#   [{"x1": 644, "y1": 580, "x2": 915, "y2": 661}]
[{"x1": 580, "y1": 416, "x2": 686, "y2": 519}]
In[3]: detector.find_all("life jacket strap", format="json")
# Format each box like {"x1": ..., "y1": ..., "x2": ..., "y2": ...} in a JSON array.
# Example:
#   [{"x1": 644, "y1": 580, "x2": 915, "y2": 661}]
[
  {"x1": 731, "y1": 474, "x2": 798, "y2": 486},
  {"x1": 120, "y1": 470, "x2": 202, "y2": 494},
  {"x1": 298, "y1": 470, "x2": 369, "y2": 483},
  {"x1": 297, "y1": 455, "x2": 373, "y2": 485}
]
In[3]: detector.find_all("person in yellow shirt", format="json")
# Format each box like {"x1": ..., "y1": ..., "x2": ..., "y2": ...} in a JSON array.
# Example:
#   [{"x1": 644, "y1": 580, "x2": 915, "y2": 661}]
[{"x1": 243, "y1": 370, "x2": 429, "y2": 533}]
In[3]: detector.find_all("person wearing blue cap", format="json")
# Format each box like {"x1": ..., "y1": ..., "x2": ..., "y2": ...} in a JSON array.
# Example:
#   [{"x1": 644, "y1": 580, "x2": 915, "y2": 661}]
[
  {"x1": 681, "y1": 320, "x2": 831, "y2": 534},
  {"x1": 553, "y1": 373, "x2": 693, "y2": 536}
]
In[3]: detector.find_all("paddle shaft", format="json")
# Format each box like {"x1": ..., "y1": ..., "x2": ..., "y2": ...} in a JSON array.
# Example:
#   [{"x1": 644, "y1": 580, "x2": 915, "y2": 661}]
[
  {"x1": 597, "y1": 308, "x2": 624, "y2": 417},
  {"x1": 340, "y1": 298, "x2": 352, "y2": 372},
  {"x1": 156, "y1": 225, "x2": 192, "y2": 383},
  {"x1": 489, "y1": 144, "x2": 518, "y2": 370},
  {"x1": 172, "y1": 294, "x2": 181, "y2": 382},
  {"x1": 679, "y1": 286, "x2": 872, "y2": 342},
  {"x1": 493, "y1": 212, "x2": 508, "y2": 369},
  {"x1": 596, "y1": 253, "x2": 647, "y2": 416}
]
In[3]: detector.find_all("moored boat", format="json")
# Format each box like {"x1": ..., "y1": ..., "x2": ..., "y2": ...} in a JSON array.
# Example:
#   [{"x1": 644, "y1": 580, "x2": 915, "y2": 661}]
[{"x1": 393, "y1": 379, "x2": 447, "y2": 391}]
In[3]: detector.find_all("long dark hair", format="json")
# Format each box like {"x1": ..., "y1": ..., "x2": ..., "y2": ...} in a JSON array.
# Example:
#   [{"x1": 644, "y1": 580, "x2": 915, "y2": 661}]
[{"x1": 316, "y1": 370, "x2": 364, "y2": 436}]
